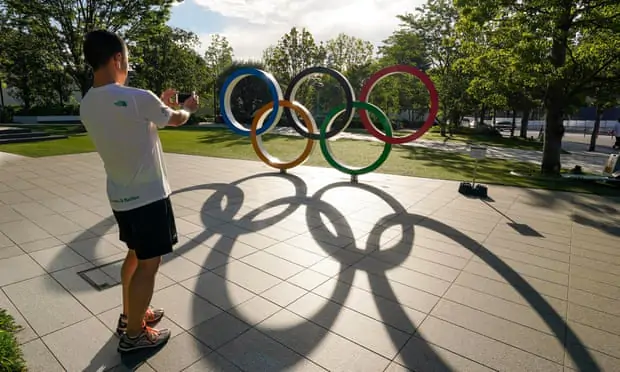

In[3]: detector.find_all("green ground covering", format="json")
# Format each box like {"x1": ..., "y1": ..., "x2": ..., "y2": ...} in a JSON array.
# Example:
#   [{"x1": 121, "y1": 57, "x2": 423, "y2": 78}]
[{"x1": 0, "y1": 125, "x2": 616, "y2": 195}]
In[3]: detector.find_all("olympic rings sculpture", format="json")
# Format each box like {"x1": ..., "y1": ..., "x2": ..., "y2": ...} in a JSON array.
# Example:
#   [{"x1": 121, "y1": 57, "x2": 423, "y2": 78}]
[{"x1": 219, "y1": 64, "x2": 439, "y2": 179}]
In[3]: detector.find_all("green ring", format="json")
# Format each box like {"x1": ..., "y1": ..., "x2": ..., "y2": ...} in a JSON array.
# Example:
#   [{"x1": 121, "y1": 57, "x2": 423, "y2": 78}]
[{"x1": 319, "y1": 101, "x2": 392, "y2": 176}]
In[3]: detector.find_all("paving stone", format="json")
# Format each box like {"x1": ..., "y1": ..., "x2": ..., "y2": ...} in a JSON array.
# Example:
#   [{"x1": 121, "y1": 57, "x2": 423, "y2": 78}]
[
  {"x1": 175, "y1": 240, "x2": 230, "y2": 270},
  {"x1": 312, "y1": 278, "x2": 426, "y2": 334},
  {"x1": 184, "y1": 352, "x2": 243, "y2": 372},
  {"x1": 232, "y1": 296, "x2": 281, "y2": 325},
  {"x1": 265, "y1": 241, "x2": 326, "y2": 267},
  {"x1": 190, "y1": 312, "x2": 250, "y2": 349},
  {"x1": 29, "y1": 245, "x2": 88, "y2": 273},
  {"x1": 417, "y1": 316, "x2": 563, "y2": 371},
  {"x1": 147, "y1": 331, "x2": 210, "y2": 372},
  {"x1": 462, "y1": 260, "x2": 568, "y2": 300},
  {"x1": 0, "y1": 288, "x2": 37, "y2": 344},
  {"x1": 41, "y1": 317, "x2": 121, "y2": 371},
  {"x1": 159, "y1": 253, "x2": 206, "y2": 282},
  {"x1": 151, "y1": 284, "x2": 221, "y2": 330},
  {"x1": 4, "y1": 152, "x2": 620, "y2": 372},
  {"x1": 262, "y1": 309, "x2": 391, "y2": 372},
  {"x1": 3, "y1": 274, "x2": 91, "y2": 336},
  {"x1": 181, "y1": 271, "x2": 255, "y2": 310},
  {"x1": 394, "y1": 336, "x2": 494, "y2": 372},
  {"x1": 20, "y1": 339, "x2": 65, "y2": 372},
  {"x1": 431, "y1": 299, "x2": 564, "y2": 363},
  {"x1": 213, "y1": 260, "x2": 282, "y2": 294},
  {"x1": 352, "y1": 256, "x2": 451, "y2": 297},
  {"x1": 287, "y1": 268, "x2": 331, "y2": 291},
  {"x1": 567, "y1": 303, "x2": 620, "y2": 336},
  {"x1": 567, "y1": 321, "x2": 620, "y2": 359},
  {"x1": 0, "y1": 254, "x2": 46, "y2": 287},
  {"x1": 240, "y1": 250, "x2": 305, "y2": 280},
  {"x1": 261, "y1": 281, "x2": 308, "y2": 307},
  {"x1": 340, "y1": 266, "x2": 441, "y2": 314},
  {"x1": 0, "y1": 245, "x2": 24, "y2": 260},
  {"x1": 51, "y1": 263, "x2": 122, "y2": 315},
  {"x1": 288, "y1": 292, "x2": 409, "y2": 359},
  {"x1": 0, "y1": 220, "x2": 52, "y2": 244},
  {"x1": 453, "y1": 272, "x2": 568, "y2": 317},
  {"x1": 564, "y1": 342, "x2": 620, "y2": 372},
  {"x1": 68, "y1": 236, "x2": 124, "y2": 261},
  {"x1": 218, "y1": 328, "x2": 326, "y2": 372},
  {"x1": 568, "y1": 288, "x2": 620, "y2": 316},
  {"x1": 0, "y1": 231, "x2": 13, "y2": 248},
  {"x1": 442, "y1": 285, "x2": 565, "y2": 337}
]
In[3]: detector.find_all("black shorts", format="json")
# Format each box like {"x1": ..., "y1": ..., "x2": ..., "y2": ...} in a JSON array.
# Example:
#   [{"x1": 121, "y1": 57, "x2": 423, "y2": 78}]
[{"x1": 112, "y1": 197, "x2": 178, "y2": 260}]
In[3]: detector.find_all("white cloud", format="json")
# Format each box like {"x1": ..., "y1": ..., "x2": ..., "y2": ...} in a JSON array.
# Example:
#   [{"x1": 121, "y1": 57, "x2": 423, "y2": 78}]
[{"x1": 193, "y1": 0, "x2": 424, "y2": 60}]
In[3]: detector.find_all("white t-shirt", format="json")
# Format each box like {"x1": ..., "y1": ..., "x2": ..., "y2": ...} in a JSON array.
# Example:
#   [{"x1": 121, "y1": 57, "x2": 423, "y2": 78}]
[{"x1": 80, "y1": 84, "x2": 174, "y2": 211}]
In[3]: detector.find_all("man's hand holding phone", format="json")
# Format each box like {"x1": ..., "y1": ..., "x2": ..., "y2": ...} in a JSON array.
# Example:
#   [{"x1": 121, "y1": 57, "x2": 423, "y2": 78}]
[
  {"x1": 179, "y1": 92, "x2": 199, "y2": 114},
  {"x1": 160, "y1": 89, "x2": 199, "y2": 113},
  {"x1": 160, "y1": 89, "x2": 180, "y2": 109}
]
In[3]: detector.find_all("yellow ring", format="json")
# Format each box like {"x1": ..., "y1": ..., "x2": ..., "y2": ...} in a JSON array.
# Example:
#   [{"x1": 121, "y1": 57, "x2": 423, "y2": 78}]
[{"x1": 251, "y1": 100, "x2": 316, "y2": 170}]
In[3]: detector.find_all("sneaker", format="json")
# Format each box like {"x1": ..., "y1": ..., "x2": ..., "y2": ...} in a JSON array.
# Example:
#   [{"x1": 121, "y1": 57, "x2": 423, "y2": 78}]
[
  {"x1": 118, "y1": 326, "x2": 171, "y2": 353},
  {"x1": 116, "y1": 306, "x2": 165, "y2": 335}
]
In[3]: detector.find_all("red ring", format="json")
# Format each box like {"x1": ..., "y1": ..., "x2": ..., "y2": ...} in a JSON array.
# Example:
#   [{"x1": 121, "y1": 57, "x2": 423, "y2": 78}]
[{"x1": 359, "y1": 65, "x2": 439, "y2": 145}]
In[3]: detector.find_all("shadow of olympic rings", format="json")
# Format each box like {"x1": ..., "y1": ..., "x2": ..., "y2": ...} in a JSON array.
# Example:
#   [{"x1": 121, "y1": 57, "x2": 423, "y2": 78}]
[
  {"x1": 172, "y1": 175, "x2": 600, "y2": 371},
  {"x1": 53, "y1": 173, "x2": 600, "y2": 371}
]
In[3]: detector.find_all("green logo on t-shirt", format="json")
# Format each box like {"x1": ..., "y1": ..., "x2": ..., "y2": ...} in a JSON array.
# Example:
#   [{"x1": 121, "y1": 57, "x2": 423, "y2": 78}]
[{"x1": 114, "y1": 100, "x2": 128, "y2": 107}]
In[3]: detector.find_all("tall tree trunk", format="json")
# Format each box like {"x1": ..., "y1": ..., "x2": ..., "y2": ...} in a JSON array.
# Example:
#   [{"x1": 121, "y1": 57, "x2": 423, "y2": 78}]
[
  {"x1": 541, "y1": 5, "x2": 571, "y2": 175},
  {"x1": 0, "y1": 81, "x2": 5, "y2": 108},
  {"x1": 520, "y1": 106, "x2": 531, "y2": 138},
  {"x1": 473, "y1": 110, "x2": 478, "y2": 129},
  {"x1": 479, "y1": 106, "x2": 486, "y2": 128},
  {"x1": 541, "y1": 99, "x2": 565, "y2": 175},
  {"x1": 588, "y1": 106, "x2": 602, "y2": 152},
  {"x1": 510, "y1": 109, "x2": 517, "y2": 137}
]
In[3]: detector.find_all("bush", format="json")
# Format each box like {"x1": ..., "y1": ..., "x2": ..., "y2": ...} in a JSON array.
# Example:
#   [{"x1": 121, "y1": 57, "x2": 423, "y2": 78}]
[
  {"x1": 13, "y1": 105, "x2": 80, "y2": 116},
  {"x1": 0, "y1": 309, "x2": 25, "y2": 372},
  {"x1": 0, "y1": 106, "x2": 17, "y2": 123}
]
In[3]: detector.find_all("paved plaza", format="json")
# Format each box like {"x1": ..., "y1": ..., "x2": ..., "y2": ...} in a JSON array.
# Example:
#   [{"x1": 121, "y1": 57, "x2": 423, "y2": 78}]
[{"x1": 0, "y1": 152, "x2": 619, "y2": 372}]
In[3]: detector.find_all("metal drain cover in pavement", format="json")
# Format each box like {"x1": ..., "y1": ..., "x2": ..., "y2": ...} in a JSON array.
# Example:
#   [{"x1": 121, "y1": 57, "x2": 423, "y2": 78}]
[{"x1": 77, "y1": 258, "x2": 124, "y2": 291}]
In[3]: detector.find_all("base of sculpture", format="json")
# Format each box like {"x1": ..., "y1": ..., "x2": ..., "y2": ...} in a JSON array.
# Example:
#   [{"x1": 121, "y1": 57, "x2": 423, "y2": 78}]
[{"x1": 458, "y1": 182, "x2": 488, "y2": 198}]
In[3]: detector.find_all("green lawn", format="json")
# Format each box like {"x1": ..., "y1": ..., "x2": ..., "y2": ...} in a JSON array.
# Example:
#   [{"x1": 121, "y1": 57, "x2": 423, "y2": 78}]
[
  {"x1": 346, "y1": 126, "x2": 545, "y2": 151},
  {"x1": 0, "y1": 309, "x2": 25, "y2": 372},
  {"x1": 0, "y1": 126, "x2": 617, "y2": 195}
]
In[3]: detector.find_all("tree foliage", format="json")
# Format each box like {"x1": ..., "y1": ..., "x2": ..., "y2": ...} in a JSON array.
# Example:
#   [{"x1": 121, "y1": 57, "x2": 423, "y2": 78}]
[
  {"x1": 1, "y1": 0, "x2": 180, "y2": 95},
  {"x1": 130, "y1": 26, "x2": 208, "y2": 95},
  {"x1": 455, "y1": 0, "x2": 620, "y2": 174}
]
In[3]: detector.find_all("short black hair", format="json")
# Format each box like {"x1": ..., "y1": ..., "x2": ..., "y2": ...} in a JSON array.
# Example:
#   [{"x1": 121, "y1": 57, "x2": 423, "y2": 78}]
[{"x1": 83, "y1": 30, "x2": 126, "y2": 71}]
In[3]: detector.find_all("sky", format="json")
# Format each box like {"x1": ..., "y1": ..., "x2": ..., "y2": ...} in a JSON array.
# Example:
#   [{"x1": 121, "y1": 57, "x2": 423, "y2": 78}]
[{"x1": 167, "y1": 0, "x2": 425, "y2": 60}]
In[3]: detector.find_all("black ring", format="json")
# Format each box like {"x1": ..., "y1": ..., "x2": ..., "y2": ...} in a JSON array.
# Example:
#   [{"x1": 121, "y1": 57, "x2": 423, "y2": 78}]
[{"x1": 283, "y1": 67, "x2": 355, "y2": 140}]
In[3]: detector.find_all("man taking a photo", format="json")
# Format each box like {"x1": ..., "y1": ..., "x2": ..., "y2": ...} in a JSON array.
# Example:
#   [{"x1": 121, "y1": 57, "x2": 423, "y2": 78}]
[{"x1": 80, "y1": 30, "x2": 198, "y2": 353}]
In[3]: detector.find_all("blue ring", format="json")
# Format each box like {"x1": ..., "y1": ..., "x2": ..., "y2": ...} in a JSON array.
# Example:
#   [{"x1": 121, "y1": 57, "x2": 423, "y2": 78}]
[{"x1": 219, "y1": 68, "x2": 282, "y2": 137}]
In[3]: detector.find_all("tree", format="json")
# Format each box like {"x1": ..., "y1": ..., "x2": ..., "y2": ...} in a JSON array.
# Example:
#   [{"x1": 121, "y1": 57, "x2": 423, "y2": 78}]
[
  {"x1": 130, "y1": 26, "x2": 208, "y2": 95},
  {"x1": 263, "y1": 27, "x2": 326, "y2": 85},
  {"x1": 2, "y1": 0, "x2": 180, "y2": 96},
  {"x1": 204, "y1": 34, "x2": 234, "y2": 119},
  {"x1": 204, "y1": 34, "x2": 233, "y2": 74},
  {"x1": 0, "y1": 19, "x2": 54, "y2": 109},
  {"x1": 394, "y1": 0, "x2": 472, "y2": 135},
  {"x1": 456, "y1": 0, "x2": 620, "y2": 175},
  {"x1": 324, "y1": 33, "x2": 375, "y2": 72},
  {"x1": 586, "y1": 84, "x2": 619, "y2": 151}
]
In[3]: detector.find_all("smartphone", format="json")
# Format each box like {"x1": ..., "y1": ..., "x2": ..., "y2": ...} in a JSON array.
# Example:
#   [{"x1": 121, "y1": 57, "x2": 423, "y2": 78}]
[{"x1": 177, "y1": 93, "x2": 192, "y2": 103}]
